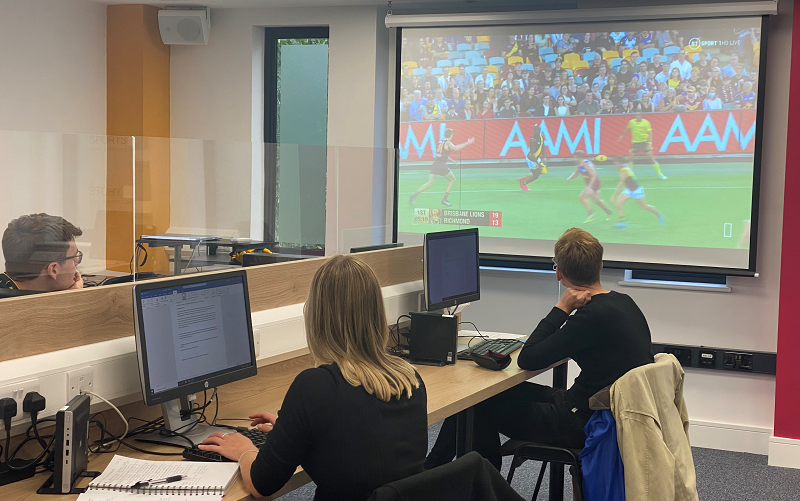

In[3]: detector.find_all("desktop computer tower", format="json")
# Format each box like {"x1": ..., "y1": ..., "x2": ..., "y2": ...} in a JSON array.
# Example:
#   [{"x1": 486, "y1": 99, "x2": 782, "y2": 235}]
[{"x1": 408, "y1": 312, "x2": 458, "y2": 366}]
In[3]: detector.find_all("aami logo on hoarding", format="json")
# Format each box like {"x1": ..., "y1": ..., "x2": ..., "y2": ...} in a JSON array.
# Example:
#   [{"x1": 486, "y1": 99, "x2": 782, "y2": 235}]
[
  {"x1": 660, "y1": 113, "x2": 756, "y2": 153},
  {"x1": 400, "y1": 123, "x2": 447, "y2": 159},
  {"x1": 500, "y1": 119, "x2": 601, "y2": 156}
]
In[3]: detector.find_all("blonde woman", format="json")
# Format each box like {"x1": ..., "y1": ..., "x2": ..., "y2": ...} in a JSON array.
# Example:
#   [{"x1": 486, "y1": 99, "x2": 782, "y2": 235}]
[{"x1": 200, "y1": 255, "x2": 427, "y2": 500}]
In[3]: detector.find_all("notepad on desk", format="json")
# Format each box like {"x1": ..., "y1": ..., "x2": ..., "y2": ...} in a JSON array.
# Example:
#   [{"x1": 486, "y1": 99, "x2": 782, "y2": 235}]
[
  {"x1": 77, "y1": 493, "x2": 222, "y2": 501},
  {"x1": 77, "y1": 455, "x2": 239, "y2": 499}
]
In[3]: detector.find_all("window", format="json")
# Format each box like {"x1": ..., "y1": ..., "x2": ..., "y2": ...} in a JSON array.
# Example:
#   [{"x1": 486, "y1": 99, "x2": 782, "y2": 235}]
[{"x1": 264, "y1": 28, "x2": 329, "y2": 250}]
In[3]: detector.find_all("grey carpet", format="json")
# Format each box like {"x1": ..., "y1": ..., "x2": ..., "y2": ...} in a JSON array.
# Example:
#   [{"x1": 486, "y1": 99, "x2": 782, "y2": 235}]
[{"x1": 275, "y1": 420, "x2": 800, "y2": 500}]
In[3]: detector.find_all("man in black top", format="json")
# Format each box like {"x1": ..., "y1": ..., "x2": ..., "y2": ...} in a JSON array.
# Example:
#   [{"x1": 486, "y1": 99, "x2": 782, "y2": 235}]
[
  {"x1": 616, "y1": 59, "x2": 634, "y2": 85},
  {"x1": 429, "y1": 36, "x2": 449, "y2": 60},
  {"x1": 426, "y1": 228, "x2": 653, "y2": 470}
]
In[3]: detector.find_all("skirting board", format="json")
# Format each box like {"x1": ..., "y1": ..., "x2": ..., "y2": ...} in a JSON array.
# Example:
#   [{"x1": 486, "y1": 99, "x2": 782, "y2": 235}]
[
  {"x1": 768, "y1": 436, "x2": 800, "y2": 469},
  {"x1": 689, "y1": 420, "x2": 772, "y2": 455}
]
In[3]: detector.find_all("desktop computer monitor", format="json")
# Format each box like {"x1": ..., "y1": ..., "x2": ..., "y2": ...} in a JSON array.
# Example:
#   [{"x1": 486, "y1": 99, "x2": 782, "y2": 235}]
[
  {"x1": 349, "y1": 242, "x2": 404, "y2": 253},
  {"x1": 423, "y1": 228, "x2": 480, "y2": 311},
  {"x1": 132, "y1": 269, "x2": 257, "y2": 446}
]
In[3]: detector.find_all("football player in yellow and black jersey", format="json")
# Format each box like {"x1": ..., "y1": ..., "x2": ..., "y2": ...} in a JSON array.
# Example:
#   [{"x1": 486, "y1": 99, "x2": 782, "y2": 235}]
[
  {"x1": 518, "y1": 124, "x2": 548, "y2": 192},
  {"x1": 608, "y1": 157, "x2": 665, "y2": 229}
]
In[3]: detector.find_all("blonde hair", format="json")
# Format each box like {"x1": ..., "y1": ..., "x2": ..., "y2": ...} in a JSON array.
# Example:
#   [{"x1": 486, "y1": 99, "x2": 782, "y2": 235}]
[
  {"x1": 554, "y1": 228, "x2": 604, "y2": 286},
  {"x1": 305, "y1": 255, "x2": 420, "y2": 402}
]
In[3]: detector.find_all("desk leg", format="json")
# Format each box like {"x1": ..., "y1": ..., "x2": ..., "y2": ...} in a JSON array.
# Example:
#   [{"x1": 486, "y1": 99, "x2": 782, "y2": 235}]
[
  {"x1": 172, "y1": 245, "x2": 183, "y2": 275},
  {"x1": 549, "y1": 362, "x2": 569, "y2": 501},
  {"x1": 455, "y1": 407, "x2": 474, "y2": 457}
]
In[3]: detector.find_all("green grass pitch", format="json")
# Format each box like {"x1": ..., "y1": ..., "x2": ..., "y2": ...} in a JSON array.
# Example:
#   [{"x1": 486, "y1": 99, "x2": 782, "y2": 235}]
[{"x1": 397, "y1": 161, "x2": 754, "y2": 249}]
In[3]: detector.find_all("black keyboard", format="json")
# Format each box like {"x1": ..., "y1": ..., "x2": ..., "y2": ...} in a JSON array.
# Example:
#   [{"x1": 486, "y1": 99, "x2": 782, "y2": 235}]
[
  {"x1": 457, "y1": 338, "x2": 525, "y2": 361},
  {"x1": 183, "y1": 428, "x2": 269, "y2": 462}
]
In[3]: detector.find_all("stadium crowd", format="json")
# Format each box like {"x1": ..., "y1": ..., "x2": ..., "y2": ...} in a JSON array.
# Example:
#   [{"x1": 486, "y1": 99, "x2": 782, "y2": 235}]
[{"x1": 399, "y1": 30, "x2": 761, "y2": 121}]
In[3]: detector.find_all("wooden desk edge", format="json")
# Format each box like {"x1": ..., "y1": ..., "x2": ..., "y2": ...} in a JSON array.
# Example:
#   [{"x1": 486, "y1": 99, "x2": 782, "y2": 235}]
[{"x1": 425, "y1": 359, "x2": 567, "y2": 425}]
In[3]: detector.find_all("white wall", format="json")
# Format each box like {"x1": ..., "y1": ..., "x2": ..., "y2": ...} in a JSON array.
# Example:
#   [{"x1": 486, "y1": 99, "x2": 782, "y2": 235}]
[
  {"x1": 0, "y1": 0, "x2": 106, "y2": 134},
  {"x1": 170, "y1": 5, "x2": 388, "y2": 147},
  {"x1": 0, "y1": 0, "x2": 108, "y2": 272},
  {"x1": 464, "y1": 2, "x2": 793, "y2": 454}
]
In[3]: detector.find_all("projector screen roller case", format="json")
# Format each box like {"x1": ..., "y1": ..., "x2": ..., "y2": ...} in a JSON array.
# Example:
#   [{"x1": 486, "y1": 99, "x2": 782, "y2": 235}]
[{"x1": 395, "y1": 18, "x2": 765, "y2": 272}]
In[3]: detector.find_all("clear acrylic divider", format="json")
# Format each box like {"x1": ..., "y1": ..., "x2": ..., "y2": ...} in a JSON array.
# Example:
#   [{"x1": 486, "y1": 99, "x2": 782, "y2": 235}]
[
  {"x1": 0, "y1": 131, "x2": 135, "y2": 293},
  {"x1": 331, "y1": 145, "x2": 397, "y2": 255},
  {"x1": 129, "y1": 140, "x2": 411, "y2": 278},
  {"x1": 134, "y1": 136, "x2": 261, "y2": 277},
  {"x1": 275, "y1": 142, "x2": 327, "y2": 254}
]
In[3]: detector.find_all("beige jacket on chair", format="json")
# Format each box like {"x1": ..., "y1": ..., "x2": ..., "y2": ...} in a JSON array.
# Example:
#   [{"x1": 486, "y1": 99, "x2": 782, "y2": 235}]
[{"x1": 610, "y1": 353, "x2": 699, "y2": 501}]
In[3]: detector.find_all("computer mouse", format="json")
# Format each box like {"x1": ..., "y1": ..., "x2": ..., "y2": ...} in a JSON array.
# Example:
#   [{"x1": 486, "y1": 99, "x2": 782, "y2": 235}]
[{"x1": 471, "y1": 351, "x2": 512, "y2": 371}]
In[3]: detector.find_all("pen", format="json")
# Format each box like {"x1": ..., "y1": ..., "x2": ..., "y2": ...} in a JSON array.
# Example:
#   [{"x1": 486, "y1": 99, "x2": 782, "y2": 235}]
[{"x1": 131, "y1": 475, "x2": 185, "y2": 489}]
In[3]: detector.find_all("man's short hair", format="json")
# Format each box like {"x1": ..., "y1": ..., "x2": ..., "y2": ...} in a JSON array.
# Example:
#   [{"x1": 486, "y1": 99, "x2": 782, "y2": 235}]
[
  {"x1": 2, "y1": 213, "x2": 82, "y2": 280},
  {"x1": 554, "y1": 228, "x2": 604, "y2": 285}
]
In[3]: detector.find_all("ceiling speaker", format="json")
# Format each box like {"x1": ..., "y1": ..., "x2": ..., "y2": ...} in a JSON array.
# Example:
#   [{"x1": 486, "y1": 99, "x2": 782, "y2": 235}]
[{"x1": 158, "y1": 7, "x2": 210, "y2": 45}]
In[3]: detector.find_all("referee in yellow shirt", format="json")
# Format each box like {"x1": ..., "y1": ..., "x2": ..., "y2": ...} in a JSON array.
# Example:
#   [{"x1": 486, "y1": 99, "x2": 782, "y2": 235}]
[{"x1": 617, "y1": 111, "x2": 667, "y2": 180}]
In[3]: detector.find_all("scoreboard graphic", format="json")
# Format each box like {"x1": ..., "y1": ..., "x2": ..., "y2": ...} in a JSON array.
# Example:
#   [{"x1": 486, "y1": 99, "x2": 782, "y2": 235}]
[{"x1": 413, "y1": 209, "x2": 502, "y2": 227}]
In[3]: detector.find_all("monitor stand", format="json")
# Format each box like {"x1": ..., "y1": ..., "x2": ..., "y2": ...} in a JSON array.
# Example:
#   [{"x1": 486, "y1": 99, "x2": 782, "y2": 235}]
[{"x1": 135, "y1": 396, "x2": 229, "y2": 448}]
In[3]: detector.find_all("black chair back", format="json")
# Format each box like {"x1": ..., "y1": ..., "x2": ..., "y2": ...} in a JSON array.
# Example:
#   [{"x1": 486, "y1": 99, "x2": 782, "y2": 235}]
[{"x1": 368, "y1": 451, "x2": 525, "y2": 501}]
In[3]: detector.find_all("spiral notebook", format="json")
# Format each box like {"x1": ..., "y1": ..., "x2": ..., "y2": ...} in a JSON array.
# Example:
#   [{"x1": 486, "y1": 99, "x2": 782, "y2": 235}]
[
  {"x1": 85, "y1": 455, "x2": 239, "y2": 496},
  {"x1": 77, "y1": 493, "x2": 222, "y2": 501}
]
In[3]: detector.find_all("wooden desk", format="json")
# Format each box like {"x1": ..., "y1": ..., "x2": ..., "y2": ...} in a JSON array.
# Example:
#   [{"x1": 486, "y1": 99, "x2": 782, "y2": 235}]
[{"x1": 2, "y1": 346, "x2": 557, "y2": 501}]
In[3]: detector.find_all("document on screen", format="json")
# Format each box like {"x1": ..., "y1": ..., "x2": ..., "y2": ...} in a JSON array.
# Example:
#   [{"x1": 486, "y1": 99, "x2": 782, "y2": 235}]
[{"x1": 170, "y1": 295, "x2": 229, "y2": 380}]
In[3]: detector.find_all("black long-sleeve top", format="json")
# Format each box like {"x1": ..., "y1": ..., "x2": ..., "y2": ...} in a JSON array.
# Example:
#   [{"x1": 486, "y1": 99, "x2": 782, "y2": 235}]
[
  {"x1": 250, "y1": 363, "x2": 428, "y2": 501},
  {"x1": 518, "y1": 291, "x2": 654, "y2": 417}
]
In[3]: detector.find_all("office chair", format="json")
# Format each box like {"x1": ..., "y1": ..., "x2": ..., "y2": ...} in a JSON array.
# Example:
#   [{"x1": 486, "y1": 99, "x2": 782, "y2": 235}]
[
  {"x1": 368, "y1": 451, "x2": 524, "y2": 501},
  {"x1": 501, "y1": 440, "x2": 584, "y2": 501}
]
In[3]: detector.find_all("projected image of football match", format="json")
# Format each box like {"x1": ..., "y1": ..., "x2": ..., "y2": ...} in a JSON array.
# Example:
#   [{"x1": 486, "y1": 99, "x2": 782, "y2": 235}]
[{"x1": 396, "y1": 20, "x2": 763, "y2": 270}]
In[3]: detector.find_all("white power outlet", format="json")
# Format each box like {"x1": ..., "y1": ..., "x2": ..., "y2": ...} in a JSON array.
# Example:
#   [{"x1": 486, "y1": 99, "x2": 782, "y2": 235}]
[
  {"x1": 253, "y1": 328, "x2": 261, "y2": 358},
  {"x1": 67, "y1": 367, "x2": 94, "y2": 401},
  {"x1": 0, "y1": 378, "x2": 41, "y2": 427}
]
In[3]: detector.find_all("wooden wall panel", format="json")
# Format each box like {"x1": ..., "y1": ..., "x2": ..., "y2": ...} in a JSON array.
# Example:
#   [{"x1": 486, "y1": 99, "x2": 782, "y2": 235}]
[
  {"x1": 106, "y1": 5, "x2": 171, "y2": 273},
  {"x1": 0, "y1": 246, "x2": 422, "y2": 363},
  {"x1": 106, "y1": 5, "x2": 142, "y2": 272}
]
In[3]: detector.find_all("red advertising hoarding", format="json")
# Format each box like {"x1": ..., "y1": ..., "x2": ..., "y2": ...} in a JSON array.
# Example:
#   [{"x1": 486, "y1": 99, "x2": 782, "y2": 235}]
[{"x1": 399, "y1": 110, "x2": 756, "y2": 162}]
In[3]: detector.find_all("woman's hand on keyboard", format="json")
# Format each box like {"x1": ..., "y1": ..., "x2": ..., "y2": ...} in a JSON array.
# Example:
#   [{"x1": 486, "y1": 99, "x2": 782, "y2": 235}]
[
  {"x1": 199, "y1": 432, "x2": 256, "y2": 461},
  {"x1": 249, "y1": 411, "x2": 278, "y2": 432}
]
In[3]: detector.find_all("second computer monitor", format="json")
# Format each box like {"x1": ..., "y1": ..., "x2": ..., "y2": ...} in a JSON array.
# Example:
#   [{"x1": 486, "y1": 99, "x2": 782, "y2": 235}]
[{"x1": 423, "y1": 228, "x2": 480, "y2": 311}]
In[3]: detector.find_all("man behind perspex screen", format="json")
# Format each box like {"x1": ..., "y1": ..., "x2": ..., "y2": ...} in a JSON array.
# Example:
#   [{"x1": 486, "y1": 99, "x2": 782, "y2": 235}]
[
  {"x1": 1, "y1": 213, "x2": 84, "y2": 293},
  {"x1": 426, "y1": 228, "x2": 655, "y2": 469}
]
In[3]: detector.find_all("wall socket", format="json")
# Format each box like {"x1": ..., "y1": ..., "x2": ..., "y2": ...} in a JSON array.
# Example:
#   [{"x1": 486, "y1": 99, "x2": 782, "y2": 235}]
[
  {"x1": 253, "y1": 328, "x2": 261, "y2": 358},
  {"x1": 652, "y1": 344, "x2": 776, "y2": 375},
  {"x1": 67, "y1": 367, "x2": 94, "y2": 401},
  {"x1": 0, "y1": 379, "x2": 41, "y2": 427}
]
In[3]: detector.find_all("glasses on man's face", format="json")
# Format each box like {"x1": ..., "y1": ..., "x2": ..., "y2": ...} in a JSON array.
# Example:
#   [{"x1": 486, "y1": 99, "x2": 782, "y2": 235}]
[
  {"x1": 58, "y1": 250, "x2": 83, "y2": 265},
  {"x1": 552, "y1": 258, "x2": 558, "y2": 271}
]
